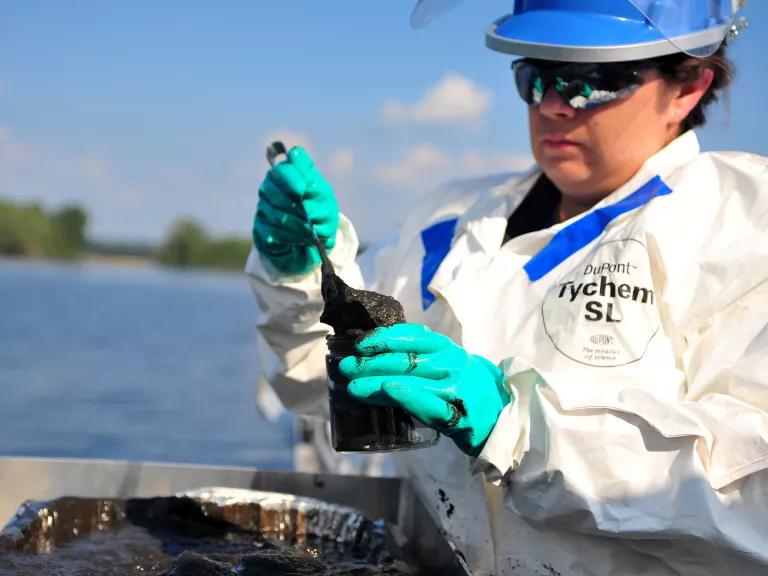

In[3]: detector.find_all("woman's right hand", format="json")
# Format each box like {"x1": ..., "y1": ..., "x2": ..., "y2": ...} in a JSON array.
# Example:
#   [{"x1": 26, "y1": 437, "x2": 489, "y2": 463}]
[{"x1": 252, "y1": 146, "x2": 340, "y2": 275}]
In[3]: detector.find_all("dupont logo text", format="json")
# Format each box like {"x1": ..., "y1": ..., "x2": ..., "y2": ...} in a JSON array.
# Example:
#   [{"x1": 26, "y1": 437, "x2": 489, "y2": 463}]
[{"x1": 541, "y1": 238, "x2": 660, "y2": 367}]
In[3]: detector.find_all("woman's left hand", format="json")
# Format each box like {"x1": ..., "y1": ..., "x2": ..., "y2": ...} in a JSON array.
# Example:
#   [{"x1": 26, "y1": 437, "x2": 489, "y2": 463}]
[{"x1": 338, "y1": 323, "x2": 511, "y2": 456}]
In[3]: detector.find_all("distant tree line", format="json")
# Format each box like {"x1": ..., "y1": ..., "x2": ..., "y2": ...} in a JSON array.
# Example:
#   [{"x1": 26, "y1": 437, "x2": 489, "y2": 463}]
[
  {"x1": 156, "y1": 219, "x2": 252, "y2": 270},
  {"x1": 0, "y1": 197, "x2": 253, "y2": 271},
  {"x1": 0, "y1": 199, "x2": 87, "y2": 258}
]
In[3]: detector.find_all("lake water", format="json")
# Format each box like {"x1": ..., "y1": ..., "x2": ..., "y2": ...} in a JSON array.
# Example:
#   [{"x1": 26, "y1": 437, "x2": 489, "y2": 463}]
[{"x1": 0, "y1": 259, "x2": 294, "y2": 469}]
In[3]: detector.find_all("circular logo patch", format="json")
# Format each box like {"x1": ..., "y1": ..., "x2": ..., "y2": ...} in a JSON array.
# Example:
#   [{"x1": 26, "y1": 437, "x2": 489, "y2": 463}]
[{"x1": 541, "y1": 239, "x2": 659, "y2": 367}]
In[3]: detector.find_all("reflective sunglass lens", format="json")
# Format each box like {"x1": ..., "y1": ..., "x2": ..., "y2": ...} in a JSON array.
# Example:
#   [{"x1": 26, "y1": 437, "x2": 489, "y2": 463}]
[
  {"x1": 532, "y1": 76, "x2": 544, "y2": 105},
  {"x1": 513, "y1": 62, "x2": 536, "y2": 104},
  {"x1": 512, "y1": 59, "x2": 645, "y2": 110}
]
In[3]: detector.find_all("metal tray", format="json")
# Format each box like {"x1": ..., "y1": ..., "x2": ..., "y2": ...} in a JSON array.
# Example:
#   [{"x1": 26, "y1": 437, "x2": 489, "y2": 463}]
[{"x1": 0, "y1": 457, "x2": 469, "y2": 575}]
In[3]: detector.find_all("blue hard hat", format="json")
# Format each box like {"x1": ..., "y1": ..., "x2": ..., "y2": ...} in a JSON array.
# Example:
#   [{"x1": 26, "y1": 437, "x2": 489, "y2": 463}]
[{"x1": 412, "y1": 0, "x2": 744, "y2": 62}]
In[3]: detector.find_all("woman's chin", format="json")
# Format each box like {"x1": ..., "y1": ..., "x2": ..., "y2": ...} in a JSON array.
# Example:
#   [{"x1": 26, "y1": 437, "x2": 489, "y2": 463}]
[{"x1": 541, "y1": 162, "x2": 593, "y2": 191}]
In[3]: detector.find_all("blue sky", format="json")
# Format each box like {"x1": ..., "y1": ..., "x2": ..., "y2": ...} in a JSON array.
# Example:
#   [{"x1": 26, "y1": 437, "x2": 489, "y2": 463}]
[{"x1": 1, "y1": 1, "x2": 766, "y2": 244}]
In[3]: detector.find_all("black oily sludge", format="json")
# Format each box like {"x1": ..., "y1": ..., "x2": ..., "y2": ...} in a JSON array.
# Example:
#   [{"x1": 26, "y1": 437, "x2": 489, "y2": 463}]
[
  {"x1": 318, "y1": 245, "x2": 405, "y2": 335},
  {"x1": 317, "y1": 243, "x2": 438, "y2": 453}
]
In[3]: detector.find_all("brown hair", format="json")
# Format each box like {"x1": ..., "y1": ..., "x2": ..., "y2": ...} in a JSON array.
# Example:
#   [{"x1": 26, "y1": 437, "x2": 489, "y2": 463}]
[{"x1": 648, "y1": 45, "x2": 734, "y2": 132}]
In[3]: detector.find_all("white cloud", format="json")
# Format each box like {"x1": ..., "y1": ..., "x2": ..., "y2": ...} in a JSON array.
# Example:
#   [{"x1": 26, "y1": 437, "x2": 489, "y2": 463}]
[
  {"x1": 327, "y1": 148, "x2": 355, "y2": 176},
  {"x1": 375, "y1": 143, "x2": 533, "y2": 192},
  {"x1": 376, "y1": 144, "x2": 450, "y2": 185},
  {"x1": 382, "y1": 73, "x2": 493, "y2": 125},
  {"x1": 78, "y1": 152, "x2": 113, "y2": 183},
  {"x1": 459, "y1": 150, "x2": 535, "y2": 176},
  {"x1": 0, "y1": 125, "x2": 136, "y2": 196},
  {"x1": 338, "y1": 145, "x2": 533, "y2": 244},
  {"x1": 0, "y1": 124, "x2": 11, "y2": 145},
  {"x1": 0, "y1": 124, "x2": 33, "y2": 177},
  {"x1": 0, "y1": 124, "x2": 146, "y2": 236}
]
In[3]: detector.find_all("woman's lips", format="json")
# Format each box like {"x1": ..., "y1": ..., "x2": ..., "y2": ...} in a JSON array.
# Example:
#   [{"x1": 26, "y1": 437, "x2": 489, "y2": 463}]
[{"x1": 541, "y1": 137, "x2": 581, "y2": 150}]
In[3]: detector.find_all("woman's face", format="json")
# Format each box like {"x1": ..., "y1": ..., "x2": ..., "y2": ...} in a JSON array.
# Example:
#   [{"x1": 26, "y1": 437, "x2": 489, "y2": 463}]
[{"x1": 529, "y1": 71, "x2": 688, "y2": 212}]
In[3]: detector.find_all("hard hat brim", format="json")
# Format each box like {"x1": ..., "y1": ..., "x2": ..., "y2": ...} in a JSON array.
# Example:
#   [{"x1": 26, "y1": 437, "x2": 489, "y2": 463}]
[{"x1": 486, "y1": 10, "x2": 727, "y2": 62}]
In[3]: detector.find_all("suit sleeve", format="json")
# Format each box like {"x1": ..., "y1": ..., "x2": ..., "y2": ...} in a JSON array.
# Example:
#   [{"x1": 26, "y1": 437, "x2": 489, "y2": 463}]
[{"x1": 245, "y1": 214, "x2": 364, "y2": 418}]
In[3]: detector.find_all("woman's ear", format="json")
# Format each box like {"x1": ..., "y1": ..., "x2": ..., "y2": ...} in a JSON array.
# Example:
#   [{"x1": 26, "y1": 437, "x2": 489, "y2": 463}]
[{"x1": 667, "y1": 68, "x2": 715, "y2": 124}]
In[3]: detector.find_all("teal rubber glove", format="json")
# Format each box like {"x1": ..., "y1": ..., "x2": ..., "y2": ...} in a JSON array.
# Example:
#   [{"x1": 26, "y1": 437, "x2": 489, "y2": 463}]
[
  {"x1": 253, "y1": 146, "x2": 340, "y2": 275},
  {"x1": 338, "y1": 323, "x2": 511, "y2": 457}
]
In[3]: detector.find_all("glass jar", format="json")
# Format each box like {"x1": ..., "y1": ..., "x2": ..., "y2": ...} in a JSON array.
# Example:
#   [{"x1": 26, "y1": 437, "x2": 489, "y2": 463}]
[{"x1": 326, "y1": 335, "x2": 440, "y2": 452}]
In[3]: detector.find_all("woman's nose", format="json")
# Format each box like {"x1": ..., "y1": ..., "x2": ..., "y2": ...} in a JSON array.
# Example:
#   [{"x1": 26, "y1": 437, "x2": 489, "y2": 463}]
[{"x1": 537, "y1": 86, "x2": 576, "y2": 119}]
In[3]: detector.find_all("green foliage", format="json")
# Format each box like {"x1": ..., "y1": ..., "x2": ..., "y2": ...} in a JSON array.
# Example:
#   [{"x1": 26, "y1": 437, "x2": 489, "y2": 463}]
[
  {"x1": 200, "y1": 236, "x2": 253, "y2": 270},
  {"x1": 0, "y1": 198, "x2": 251, "y2": 271},
  {"x1": 158, "y1": 218, "x2": 251, "y2": 271},
  {"x1": 0, "y1": 198, "x2": 88, "y2": 259},
  {"x1": 51, "y1": 206, "x2": 88, "y2": 256},
  {"x1": 157, "y1": 219, "x2": 209, "y2": 267}
]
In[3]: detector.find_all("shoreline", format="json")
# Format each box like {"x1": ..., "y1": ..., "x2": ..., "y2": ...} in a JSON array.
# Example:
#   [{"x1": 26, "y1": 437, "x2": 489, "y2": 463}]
[
  {"x1": 0, "y1": 254, "x2": 247, "y2": 276},
  {"x1": 82, "y1": 253, "x2": 157, "y2": 268}
]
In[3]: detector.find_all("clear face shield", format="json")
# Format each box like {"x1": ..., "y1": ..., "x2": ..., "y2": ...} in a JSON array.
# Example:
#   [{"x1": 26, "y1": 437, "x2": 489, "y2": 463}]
[
  {"x1": 626, "y1": 0, "x2": 741, "y2": 57},
  {"x1": 411, "y1": 0, "x2": 744, "y2": 57},
  {"x1": 410, "y1": 0, "x2": 462, "y2": 28}
]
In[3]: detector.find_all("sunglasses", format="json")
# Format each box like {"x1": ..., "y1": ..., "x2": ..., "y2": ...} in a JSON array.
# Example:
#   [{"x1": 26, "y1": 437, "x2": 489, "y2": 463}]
[{"x1": 513, "y1": 59, "x2": 653, "y2": 110}]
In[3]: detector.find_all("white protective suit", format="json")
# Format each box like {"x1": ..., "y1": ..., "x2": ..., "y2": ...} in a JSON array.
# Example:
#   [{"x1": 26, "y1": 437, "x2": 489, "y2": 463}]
[{"x1": 246, "y1": 131, "x2": 768, "y2": 576}]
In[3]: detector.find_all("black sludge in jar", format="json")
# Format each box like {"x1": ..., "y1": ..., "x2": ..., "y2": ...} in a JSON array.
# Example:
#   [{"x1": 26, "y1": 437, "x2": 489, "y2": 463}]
[
  {"x1": 326, "y1": 335, "x2": 439, "y2": 452},
  {"x1": 316, "y1": 221, "x2": 438, "y2": 453}
]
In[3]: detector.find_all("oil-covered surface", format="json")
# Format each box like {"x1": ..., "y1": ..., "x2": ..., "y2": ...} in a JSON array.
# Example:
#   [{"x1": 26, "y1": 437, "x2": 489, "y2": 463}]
[
  {"x1": 0, "y1": 488, "x2": 414, "y2": 575},
  {"x1": 318, "y1": 246, "x2": 406, "y2": 336}
]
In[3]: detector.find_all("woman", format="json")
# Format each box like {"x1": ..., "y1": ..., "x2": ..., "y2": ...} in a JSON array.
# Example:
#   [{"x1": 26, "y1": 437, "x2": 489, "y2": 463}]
[{"x1": 247, "y1": 1, "x2": 768, "y2": 574}]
